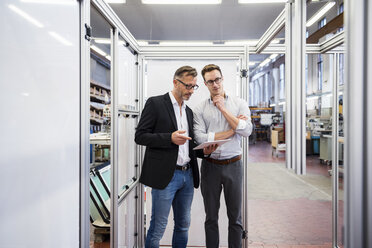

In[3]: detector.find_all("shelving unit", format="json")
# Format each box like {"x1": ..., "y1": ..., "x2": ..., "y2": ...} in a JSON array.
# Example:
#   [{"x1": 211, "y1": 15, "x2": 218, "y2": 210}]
[
  {"x1": 250, "y1": 107, "x2": 273, "y2": 143},
  {"x1": 90, "y1": 49, "x2": 111, "y2": 168},
  {"x1": 90, "y1": 80, "x2": 110, "y2": 131}
]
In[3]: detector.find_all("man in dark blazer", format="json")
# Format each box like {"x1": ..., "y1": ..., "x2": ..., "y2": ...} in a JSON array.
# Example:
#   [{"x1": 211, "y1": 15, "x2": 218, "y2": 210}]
[{"x1": 135, "y1": 66, "x2": 216, "y2": 248}]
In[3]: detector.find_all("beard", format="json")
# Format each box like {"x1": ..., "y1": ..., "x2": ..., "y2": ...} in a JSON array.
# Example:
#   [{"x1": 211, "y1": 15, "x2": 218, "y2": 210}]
[{"x1": 182, "y1": 93, "x2": 191, "y2": 101}]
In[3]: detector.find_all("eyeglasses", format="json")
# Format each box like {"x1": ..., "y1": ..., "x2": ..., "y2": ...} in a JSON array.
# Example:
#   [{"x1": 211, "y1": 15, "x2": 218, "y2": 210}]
[
  {"x1": 176, "y1": 79, "x2": 199, "y2": 90},
  {"x1": 205, "y1": 77, "x2": 222, "y2": 85}
]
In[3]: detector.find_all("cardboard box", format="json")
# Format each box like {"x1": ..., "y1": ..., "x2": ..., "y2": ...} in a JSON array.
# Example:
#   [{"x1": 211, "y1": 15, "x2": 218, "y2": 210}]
[
  {"x1": 271, "y1": 130, "x2": 279, "y2": 148},
  {"x1": 273, "y1": 127, "x2": 284, "y2": 143}
]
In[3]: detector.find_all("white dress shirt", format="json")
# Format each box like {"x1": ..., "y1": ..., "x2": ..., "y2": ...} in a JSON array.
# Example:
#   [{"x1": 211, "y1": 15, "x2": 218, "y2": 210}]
[
  {"x1": 169, "y1": 92, "x2": 190, "y2": 166},
  {"x1": 193, "y1": 93, "x2": 252, "y2": 160}
]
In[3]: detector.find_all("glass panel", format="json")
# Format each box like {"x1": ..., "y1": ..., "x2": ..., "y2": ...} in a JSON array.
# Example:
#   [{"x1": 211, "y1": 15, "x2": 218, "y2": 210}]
[
  {"x1": 116, "y1": 34, "x2": 138, "y2": 196},
  {"x1": 90, "y1": 175, "x2": 110, "y2": 223},
  {"x1": 0, "y1": 1, "x2": 80, "y2": 246},
  {"x1": 305, "y1": 53, "x2": 334, "y2": 247},
  {"x1": 118, "y1": 116, "x2": 137, "y2": 195},
  {"x1": 249, "y1": 54, "x2": 284, "y2": 145},
  {"x1": 338, "y1": 53, "x2": 345, "y2": 248},
  {"x1": 117, "y1": 35, "x2": 138, "y2": 111},
  {"x1": 118, "y1": 186, "x2": 138, "y2": 248},
  {"x1": 90, "y1": 5, "x2": 113, "y2": 246}
]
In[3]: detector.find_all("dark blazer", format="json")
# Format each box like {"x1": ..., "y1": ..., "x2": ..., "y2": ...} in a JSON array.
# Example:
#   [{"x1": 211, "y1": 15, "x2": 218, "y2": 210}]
[{"x1": 135, "y1": 93, "x2": 200, "y2": 189}]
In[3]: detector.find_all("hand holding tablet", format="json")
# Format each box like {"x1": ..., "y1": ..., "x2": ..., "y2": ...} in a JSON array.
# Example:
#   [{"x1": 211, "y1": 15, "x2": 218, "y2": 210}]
[{"x1": 193, "y1": 139, "x2": 232, "y2": 150}]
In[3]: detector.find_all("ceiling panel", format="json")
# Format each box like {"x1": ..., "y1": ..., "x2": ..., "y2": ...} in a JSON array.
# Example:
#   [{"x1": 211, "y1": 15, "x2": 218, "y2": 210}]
[{"x1": 109, "y1": 0, "x2": 286, "y2": 41}]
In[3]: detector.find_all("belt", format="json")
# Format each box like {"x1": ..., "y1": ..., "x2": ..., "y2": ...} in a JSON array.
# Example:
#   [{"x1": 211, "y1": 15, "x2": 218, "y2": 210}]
[
  {"x1": 175, "y1": 163, "x2": 190, "y2": 171},
  {"x1": 205, "y1": 155, "x2": 241, "y2": 165}
]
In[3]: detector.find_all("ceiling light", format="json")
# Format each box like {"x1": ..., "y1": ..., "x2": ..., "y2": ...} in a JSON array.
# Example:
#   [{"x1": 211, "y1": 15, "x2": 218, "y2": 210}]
[
  {"x1": 142, "y1": 0, "x2": 221, "y2": 4},
  {"x1": 105, "y1": 55, "x2": 111, "y2": 61},
  {"x1": 8, "y1": 4, "x2": 44, "y2": 28},
  {"x1": 20, "y1": 0, "x2": 75, "y2": 4},
  {"x1": 259, "y1": 58, "x2": 271, "y2": 67},
  {"x1": 239, "y1": 0, "x2": 287, "y2": 3},
  {"x1": 224, "y1": 40, "x2": 258, "y2": 46},
  {"x1": 306, "y1": 2, "x2": 335, "y2": 27},
  {"x1": 91, "y1": 45, "x2": 107, "y2": 57},
  {"x1": 278, "y1": 102, "x2": 285, "y2": 105},
  {"x1": 270, "y1": 39, "x2": 281, "y2": 44},
  {"x1": 94, "y1": 38, "x2": 111, "y2": 44},
  {"x1": 269, "y1": 54, "x2": 278, "y2": 59},
  {"x1": 270, "y1": 39, "x2": 280, "y2": 44},
  {"x1": 137, "y1": 41, "x2": 147, "y2": 46},
  {"x1": 249, "y1": 62, "x2": 258, "y2": 66},
  {"x1": 159, "y1": 41, "x2": 213, "y2": 46},
  {"x1": 94, "y1": 38, "x2": 126, "y2": 46},
  {"x1": 105, "y1": 0, "x2": 126, "y2": 3}
]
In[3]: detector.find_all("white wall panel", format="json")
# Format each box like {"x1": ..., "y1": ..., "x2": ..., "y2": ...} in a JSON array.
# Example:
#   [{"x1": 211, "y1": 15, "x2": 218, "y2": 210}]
[
  {"x1": 144, "y1": 59, "x2": 239, "y2": 246},
  {"x1": 0, "y1": 1, "x2": 80, "y2": 247},
  {"x1": 145, "y1": 59, "x2": 240, "y2": 110},
  {"x1": 118, "y1": 188, "x2": 137, "y2": 248}
]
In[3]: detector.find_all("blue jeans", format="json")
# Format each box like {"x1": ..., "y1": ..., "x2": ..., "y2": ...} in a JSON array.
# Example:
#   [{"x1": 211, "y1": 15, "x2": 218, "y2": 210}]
[{"x1": 145, "y1": 169, "x2": 194, "y2": 248}]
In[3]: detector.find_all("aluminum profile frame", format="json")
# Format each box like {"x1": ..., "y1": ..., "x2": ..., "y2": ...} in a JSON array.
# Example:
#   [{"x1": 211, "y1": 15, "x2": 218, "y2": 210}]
[
  {"x1": 92, "y1": 0, "x2": 140, "y2": 53},
  {"x1": 331, "y1": 53, "x2": 340, "y2": 248},
  {"x1": 294, "y1": 0, "x2": 306, "y2": 175},
  {"x1": 140, "y1": 45, "x2": 246, "y2": 57},
  {"x1": 320, "y1": 31, "x2": 345, "y2": 53},
  {"x1": 285, "y1": 2, "x2": 293, "y2": 170},
  {"x1": 110, "y1": 28, "x2": 119, "y2": 248},
  {"x1": 80, "y1": 0, "x2": 91, "y2": 247},
  {"x1": 85, "y1": 1, "x2": 351, "y2": 246},
  {"x1": 256, "y1": 8, "x2": 285, "y2": 54},
  {"x1": 345, "y1": 0, "x2": 372, "y2": 247},
  {"x1": 241, "y1": 45, "x2": 249, "y2": 248}
]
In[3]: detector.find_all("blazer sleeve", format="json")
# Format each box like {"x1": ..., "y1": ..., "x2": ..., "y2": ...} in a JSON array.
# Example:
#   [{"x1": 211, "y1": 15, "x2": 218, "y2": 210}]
[{"x1": 135, "y1": 98, "x2": 176, "y2": 149}]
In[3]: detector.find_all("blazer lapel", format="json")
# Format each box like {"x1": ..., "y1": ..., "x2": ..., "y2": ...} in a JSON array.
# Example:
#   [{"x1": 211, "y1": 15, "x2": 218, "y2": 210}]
[
  {"x1": 163, "y1": 93, "x2": 178, "y2": 130},
  {"x1": 186, "y1": 107, "x2": 193, "y2": 136}
]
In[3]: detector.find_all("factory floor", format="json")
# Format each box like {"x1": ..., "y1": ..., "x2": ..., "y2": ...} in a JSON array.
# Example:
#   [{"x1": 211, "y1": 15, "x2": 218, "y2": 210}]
[{"x1": 91, "y1": 141, "x2": 344, "y2": 248}]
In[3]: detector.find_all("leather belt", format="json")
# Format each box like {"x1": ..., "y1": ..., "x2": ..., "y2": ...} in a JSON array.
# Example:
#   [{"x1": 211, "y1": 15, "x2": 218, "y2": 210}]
[
  {"x1": 205, "y1": 155, "x2": 241, "y2": 165},
  {"x1": 175, "y1": 163, "x2": 190, "y2": 171}
]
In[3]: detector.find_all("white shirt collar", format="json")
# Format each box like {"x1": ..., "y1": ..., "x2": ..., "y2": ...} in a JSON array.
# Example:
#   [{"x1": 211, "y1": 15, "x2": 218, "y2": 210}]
[{"x1": 169, "y1": 92, "x2": 186, "y2": 109}]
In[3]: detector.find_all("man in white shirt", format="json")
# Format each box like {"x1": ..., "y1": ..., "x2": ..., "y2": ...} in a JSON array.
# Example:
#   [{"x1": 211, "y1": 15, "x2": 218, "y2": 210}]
[{"x1": 194, "y1": 64, "x2": 252, "y2": 248}]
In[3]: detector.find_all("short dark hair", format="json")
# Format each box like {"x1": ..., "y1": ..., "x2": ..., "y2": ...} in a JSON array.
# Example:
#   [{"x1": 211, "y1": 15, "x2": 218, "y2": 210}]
[
  {"x1": 201, "y1": 64, "x2": 223, "y2": 81},
  {"x1": 173, "y1": 66, "x2": 198, "y2": 80}
]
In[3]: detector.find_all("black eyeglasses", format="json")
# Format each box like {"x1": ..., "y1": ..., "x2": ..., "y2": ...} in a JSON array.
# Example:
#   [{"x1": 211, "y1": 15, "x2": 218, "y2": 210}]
[
  {"x1": 176, "y1": 79, "x2": 199, "y2": 90},
  {"x1": 205, "y1": 77, "x2": 222, "y2": 85}
]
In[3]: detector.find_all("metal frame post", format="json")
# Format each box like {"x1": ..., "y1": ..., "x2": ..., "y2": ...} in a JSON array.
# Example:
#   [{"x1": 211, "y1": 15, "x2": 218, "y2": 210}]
[
  {"x1": 285, "y1": 2, "x2": 293, "y2": 170},
  {"x1": 80, "y1": 0, "x2": 91, "y2": 247},
  {"x1": 332, "y1": 53, "x2": 340, "y2": 247},
  {"x1": 242, "y1": 45, "x2": 249, "y2": 248},
  {"x1": 345, "y1": 0, "x2": 372, "y2": 247},
  {"x1": 293, "y1": 0, "x2": 306, "y2": 175},
  {"x1": 110, "y1": 28, "x2": 119, "y2": 248}
]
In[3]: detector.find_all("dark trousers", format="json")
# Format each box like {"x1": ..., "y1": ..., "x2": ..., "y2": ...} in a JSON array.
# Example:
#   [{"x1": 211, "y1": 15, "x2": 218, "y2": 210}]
[{"x1": 200, "y1": 159, "x2": 243, "y2": 248}]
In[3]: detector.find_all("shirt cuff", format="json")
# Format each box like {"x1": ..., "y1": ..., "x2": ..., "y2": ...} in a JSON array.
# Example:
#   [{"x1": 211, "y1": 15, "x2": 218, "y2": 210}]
[
  {"x1": 207, "y1": 132, "x2": 215, "y2": 142},
  {"x1": 236, "y1": 119, "x2": 247, "y2": 130}
]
